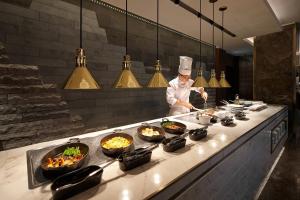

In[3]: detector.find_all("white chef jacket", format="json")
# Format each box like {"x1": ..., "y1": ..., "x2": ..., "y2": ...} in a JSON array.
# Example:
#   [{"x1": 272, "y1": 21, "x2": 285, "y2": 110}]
[{"x1": 166, "y1": 77, "x2": 200, "y2": 116}]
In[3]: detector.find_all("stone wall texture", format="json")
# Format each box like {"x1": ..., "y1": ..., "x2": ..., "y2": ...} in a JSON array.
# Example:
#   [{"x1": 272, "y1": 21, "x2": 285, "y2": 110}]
[
  {"x1": 0, "y1": 0, "x2": 251, "y2": 149},
  {"x1": 0, "y1": 63, "x2": 84, "y2": 150}
]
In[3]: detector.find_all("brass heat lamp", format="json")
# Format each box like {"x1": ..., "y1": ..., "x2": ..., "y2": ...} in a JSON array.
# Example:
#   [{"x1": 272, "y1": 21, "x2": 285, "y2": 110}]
[
  {"x1": 147, "y1": 60, "x2": 169, "y2": 88},
  {"x1": 192, "y1": 67, "x2": 209, "y2": 88},
  {"x1": 64, "y1": 0, "x2": 101, "y2": 90},
  {"x1": 64, "y1": 48, "x2": 100, "y2": 89},
  {"x1": 219, "y1": 70, "x2": 231, "y2": 87},
  {"x1": 208, "y1": 69, "x2": 220, "y2": 88},
  {"x1": 113, "y1": 55, "x2": 141, "y2": 88}
]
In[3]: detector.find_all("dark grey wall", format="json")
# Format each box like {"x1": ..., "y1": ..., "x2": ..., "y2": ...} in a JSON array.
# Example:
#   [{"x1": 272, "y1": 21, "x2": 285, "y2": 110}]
[{"x1": 0, "y1": 0, "x2": 216, "y2": 131}]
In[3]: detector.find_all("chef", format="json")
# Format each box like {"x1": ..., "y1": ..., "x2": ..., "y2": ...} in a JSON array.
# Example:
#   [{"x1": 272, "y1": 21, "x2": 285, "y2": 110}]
[{"x1": 166, "y1": 56, "x2": 208, "y2": 116}]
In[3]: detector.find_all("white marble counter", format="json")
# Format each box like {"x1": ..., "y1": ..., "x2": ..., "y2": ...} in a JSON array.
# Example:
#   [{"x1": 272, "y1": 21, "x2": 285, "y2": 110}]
[{"x1": 0, "y1": 105, "x2": 287, "y2": 200}]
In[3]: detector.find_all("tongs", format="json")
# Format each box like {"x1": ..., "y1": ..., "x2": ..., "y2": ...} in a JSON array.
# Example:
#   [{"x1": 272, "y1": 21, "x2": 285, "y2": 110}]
[{"x1": 220, "y1": 100, "x2": 229, "y2": 105}]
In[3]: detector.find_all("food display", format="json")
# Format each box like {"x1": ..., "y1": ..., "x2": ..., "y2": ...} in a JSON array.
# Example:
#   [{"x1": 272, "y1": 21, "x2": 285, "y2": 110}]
[
  {"x1": 141, "y1": 128, "x2": 160, "y2": 137},
  {"x1": 137, "y1": 125, "x2": 165, "y2": 142},
  {"x1": 161, "y1": 119, "x2": 186, "y2": 135},
  {"x1": 40, "y1": 140, "x2": 89, "y2": 173},
  {"x1": 102, "y1": 136, "x2": 131, "y2": 149},
  {"x1": 100, "y1": 132, "x2": 134, "y2": 157},
  {"x1": 47, "y1": 147, "x2": 83, "y2": 168}
]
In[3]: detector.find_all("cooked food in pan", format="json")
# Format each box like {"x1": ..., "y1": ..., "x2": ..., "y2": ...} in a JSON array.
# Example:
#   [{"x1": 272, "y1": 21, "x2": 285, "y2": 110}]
[
  {"x1": 163, "y1": 122, "x2": 182, "y2": 130},
  {"x1": 141, "y1": 128, "x2": 160, "y2": 137},
  {"x1": 102, "y1": 136, "x2": 131, "y2": 149},
  {"x1": 47, "y1": 147, "x2": 83, "y2": 168}
]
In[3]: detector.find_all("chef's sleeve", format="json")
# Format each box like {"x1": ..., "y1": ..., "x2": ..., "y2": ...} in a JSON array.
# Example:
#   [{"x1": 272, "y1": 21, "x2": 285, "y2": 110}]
[{"x1": 166, "y1": 86, "x2": 177, "y2": 106}]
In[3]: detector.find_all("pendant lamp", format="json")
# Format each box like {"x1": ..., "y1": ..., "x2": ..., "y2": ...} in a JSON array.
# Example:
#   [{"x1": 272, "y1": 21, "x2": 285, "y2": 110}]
[
  {"x1": 208, "y1": 0, "x2": 220, "y2": 88},
  {"x1": 64, "y1": 0, "x2": 101, "y2": 89},
  {"x1": 147, "y1": 0, "x2": 169, "y2": 88},
  {"x1": 113, "y1": 0, "x2": 141, "y2": 88},
  {"x1": 219, "y1": 6, "x2": 231, "y2": 88},
  {"x1": 193, "y1": 0, "x2": 209, "y2": 88}
]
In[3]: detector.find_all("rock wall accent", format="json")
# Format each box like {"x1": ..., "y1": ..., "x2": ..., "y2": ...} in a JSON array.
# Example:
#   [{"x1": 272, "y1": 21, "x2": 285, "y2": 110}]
[
  {"x1": 0, "y1": 64, "x2": 84, "y2": 150},
  {"x1": 254, "y1": 24, "x2": 296, "y2": 105},
  {"x1": 0, "y1": 42, "x2": 9, "y2": 63}
]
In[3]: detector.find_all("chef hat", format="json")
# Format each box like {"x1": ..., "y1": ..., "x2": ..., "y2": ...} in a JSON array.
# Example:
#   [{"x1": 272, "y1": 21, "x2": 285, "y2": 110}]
[{"x1": 178, "y1": 56, "x2": 193, "y2": 76}]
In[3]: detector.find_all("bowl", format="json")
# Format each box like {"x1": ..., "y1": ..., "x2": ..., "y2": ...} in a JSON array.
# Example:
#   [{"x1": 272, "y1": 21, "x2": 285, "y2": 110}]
[{"x1": 196, "y1": 114, "x2": 211, "y2": 125}]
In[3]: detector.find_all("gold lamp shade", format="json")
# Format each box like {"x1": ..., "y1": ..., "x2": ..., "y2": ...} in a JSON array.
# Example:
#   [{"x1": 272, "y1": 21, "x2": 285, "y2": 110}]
[
  {"x1": 113, "y1": 55, "x2": 142, "y2": 88},
  {"x1": 147, "y1": 60, "x2": 169, "y2": 88},
  {"x1": 219, "y1": 70, "x2": 231, "y2": 87},
  {"x1": 64, "y1": 48, "x2": 101, "y2": 89},
  {"x1": 192, "y1": 67, "x2": 209, "y2": 88},
  {"x1": 208, "y1": 69, "x2": 220, "y2": 88}
]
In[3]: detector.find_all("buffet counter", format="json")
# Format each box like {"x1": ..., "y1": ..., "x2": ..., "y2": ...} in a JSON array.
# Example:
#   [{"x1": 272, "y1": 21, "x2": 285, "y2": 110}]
[{"x1": 0, "y1": 105, "x2": 288, "y2": 200}]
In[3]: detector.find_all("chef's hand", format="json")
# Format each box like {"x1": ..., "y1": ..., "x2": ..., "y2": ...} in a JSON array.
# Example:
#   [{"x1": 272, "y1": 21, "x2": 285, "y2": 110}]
[
  {"x1": 198, "y1": 87, "x2": 208, "y2": 102},
  {"x1": 201, "y1": 92, "x2": 208, "y2": 102},
  {"x1": 177, "y1": 100, "x2": 193, "y2": 109}
]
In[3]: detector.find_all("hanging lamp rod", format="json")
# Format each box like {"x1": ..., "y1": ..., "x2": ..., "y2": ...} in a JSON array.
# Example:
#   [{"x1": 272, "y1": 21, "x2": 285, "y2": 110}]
[{"x1": 170, "y1": 0, "x2": 236, "y2": 37}]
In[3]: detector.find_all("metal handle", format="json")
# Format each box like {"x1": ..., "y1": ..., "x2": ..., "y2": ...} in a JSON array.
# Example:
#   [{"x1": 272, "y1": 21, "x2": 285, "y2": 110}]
[
  {"x1": 68, "y1": 138, "x2": 80, "y2": 143},
  {"x1": 113, "y1": 129, "x2": 123, "y2": 133},
  {"x1": 162, "y1": 118, "x2": 169, "y2": 122}
]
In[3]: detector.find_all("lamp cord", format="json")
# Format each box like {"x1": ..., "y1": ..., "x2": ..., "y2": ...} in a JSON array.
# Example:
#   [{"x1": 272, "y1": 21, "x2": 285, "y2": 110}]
[
  {"x1": 199, "y1": 0, "x2": 202, "y2": 67},
  {"x1": 221, "y1": 10, "x2": 224, "y2": 65},
  {"x1": 126, "y1": 0, "x2": 128, "y2": 55},
  {"x1": 212, "y1": 1, "x2": 215, "y2": 68},
  {"x1": 157, "y1": 0, "x2": 159, "y2": 60},
  {"x1": 80, "y1": 0, "x2": 82, "y2": 48}
]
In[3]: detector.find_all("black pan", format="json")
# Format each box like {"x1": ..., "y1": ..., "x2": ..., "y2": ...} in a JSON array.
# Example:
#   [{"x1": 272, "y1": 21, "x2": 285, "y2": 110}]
[
  {"x1": 40, "y1": 138, "x2": 89, "y2": 174},
  {"x1": 137, "y1": 123, "x2": 165, "y2": 142},
  {"x1": 51, "y1": 160, "x2": 115, "y2": 200},
  {"x1": 100, "y1": 132, "x2": 134, "y2": 157},
  {"x1": 160, "y1": 118, "x2": 187, "y2": 135}
]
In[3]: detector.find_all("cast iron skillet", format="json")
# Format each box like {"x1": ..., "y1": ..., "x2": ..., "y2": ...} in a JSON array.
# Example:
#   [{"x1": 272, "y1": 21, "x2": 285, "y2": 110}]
[
  {"x1": 100, "y1": 131, "x2": 134, "y2": 157},
  {"x1": 51, "y1": 144, "x2": 158, "y2": 200},
  {"x1": 137, "y1": 123, "x2": 165, "y2": 142},
  {"x1": 40, "y1": 138, "x2": 89, "y2": 174},
  {"x1": 160, "y1": 118, "x2": 187, "y2": 135}
]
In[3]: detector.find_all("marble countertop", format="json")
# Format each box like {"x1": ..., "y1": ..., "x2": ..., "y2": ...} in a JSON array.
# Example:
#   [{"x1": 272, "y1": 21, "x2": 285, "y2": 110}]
[{"x1": 0, "y1": 105, "x2": 286, "y2": 200}]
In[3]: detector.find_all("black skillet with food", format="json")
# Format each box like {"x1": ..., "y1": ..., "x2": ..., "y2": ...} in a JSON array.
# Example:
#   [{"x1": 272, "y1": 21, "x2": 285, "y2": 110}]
[
  {"x1": 50, "y1": 144, "x2": 158, "y2": 200},
  {"x1": 100, "y1": 131, "x2": 134, "y2": 157},
  {"x1": 160, "y1": 118, "x2": 187, "y2": 135},
  {"x1": 40, "y1": 138, "x2": 89, "y2": 175},
  {"x1": 137, "y1": 124, "x2": 165, "y2": 142}
]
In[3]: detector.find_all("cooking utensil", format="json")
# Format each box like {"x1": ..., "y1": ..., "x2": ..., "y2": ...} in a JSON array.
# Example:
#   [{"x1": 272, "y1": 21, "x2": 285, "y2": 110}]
[
  {"x1": 221, "y1": 116, "x2": 235, "y2": 126},
  {"x1": 118, "y1": 143, "x2": 158, "y2": 171},
  {"x1": 162, "y1": 131, "x2": 189, "y2": 152},
  {"x1": 235, "y1": 111, "x2": 247, "y2": 120},
  {"x1": 51, "y1": 159, "x2": 116, "y2": 200},
  {"x1": 40, "y1": 138, "x2": 89, "y2": 175},
  {"x1": 160, "y1": 118, "x2": 187, "y2": 135},
  {"x1": 100, "y1": 130, "x2": 134, "y2": 157},
  {"x1": 51, "y1": 143, "x2": 158, "y2": 199},
  {"x1": 220, "y1": 100, "x2": 229, "y2": 105},
  {"x1": 137, "y1": 123, "x2": 165, "y2": 142},
  {"x1": 192, "y1": 106, "x2": 202, "y2": 112},
  {"x1": 188, "y1": 127, "x2": 208, "y2": 141}
]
